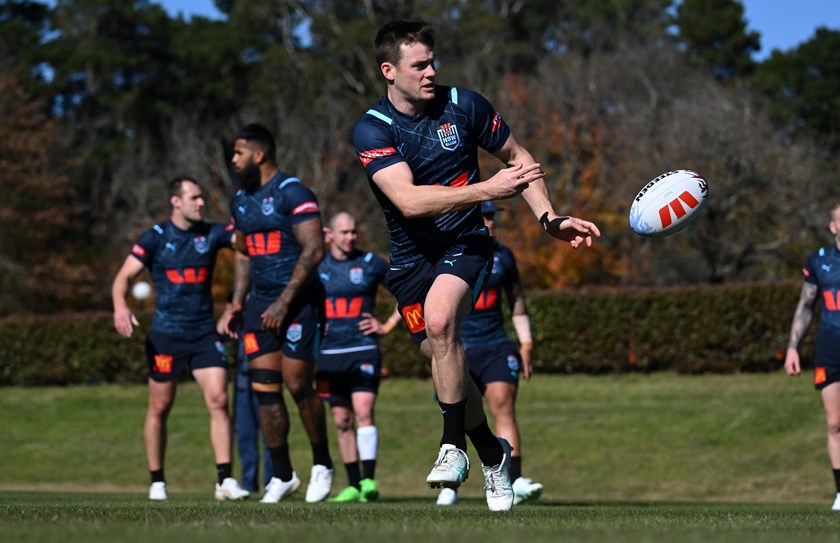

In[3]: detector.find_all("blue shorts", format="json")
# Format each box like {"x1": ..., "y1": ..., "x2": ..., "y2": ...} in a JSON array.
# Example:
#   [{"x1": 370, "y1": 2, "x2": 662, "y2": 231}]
[
  {"x1": 145, "y1": 328, "x2": 227, "y2": 382},
  {"x1": 316, "y1": 348, "x2": 382, "y2": 403},
  {"x1": 814, "y1": 332, "x2": 840, "y2": 390},
  {"x1": 241, "y1": 284, "x2": 325, "y2": 362},
  {"x1": 386, "y1": 234, "x2": 494, "y2": 343},
  {"x1": 465, "y1": 341, "x2": 521, "y2": 393}
]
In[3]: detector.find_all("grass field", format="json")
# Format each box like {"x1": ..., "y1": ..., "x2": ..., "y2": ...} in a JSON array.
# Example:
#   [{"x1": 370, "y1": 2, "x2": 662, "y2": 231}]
[{"x1": 2, "y1": 373, "x2": 838, "y2": 541}]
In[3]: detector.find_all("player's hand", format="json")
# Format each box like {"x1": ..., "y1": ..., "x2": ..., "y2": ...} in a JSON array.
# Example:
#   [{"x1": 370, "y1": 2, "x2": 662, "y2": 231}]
[
  {"x1": 358, "y1": 312, "x2": 385, "y2": 336},
  {"x1": 220, "y1": 303, "x2": 243, "y2": 339},
  {"x1": 261, "y1": 299, "x2": 289, "y2": 335},
  {"x1": 520, "y1": 345, "x2": 533, "y2": 381},
  {"x1": 490, "y1": 163, "x2": 545, "y2": 198},
  {"x1": 113, "y1": 307, "x2": 139, "y2": 338},
  {"x1": 784, "y1": 347, "x2": 801, "y2": 376},
  {"x1": 541, "y1": 214, "x2": 601, "y2": 248}
]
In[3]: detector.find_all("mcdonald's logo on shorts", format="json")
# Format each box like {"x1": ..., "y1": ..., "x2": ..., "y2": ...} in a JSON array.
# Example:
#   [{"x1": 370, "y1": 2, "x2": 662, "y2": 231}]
[
  {"x1": 153, "y1": 354, "x2": 173, "y2": 374},
  {"x1": 243, "y1": 332, "x2": 260, "y2": 355},
  {"x1": 401, "y1": 303, "x2": 426, "y2": 334},
  {"x1": 815, "y1": 366, "x2": 827, "y2": 386}
]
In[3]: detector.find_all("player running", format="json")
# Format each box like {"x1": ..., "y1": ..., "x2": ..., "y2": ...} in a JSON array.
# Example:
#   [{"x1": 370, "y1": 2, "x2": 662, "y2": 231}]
[
  {"x1": 353, "y1": 20, "x2": 599, "y2": 511},
  {"x1": 219, "y1": 123, "x2": 334, "y2": 504},
  {"x1": 317, "y1": 211, "x2": 394, "y2": 503},
  {"x1": 111, "y1": 176, "x2": 249, "y2": 502},
  {"x1": 436, "y1": 201, "x2": 543, "y2": 506}
]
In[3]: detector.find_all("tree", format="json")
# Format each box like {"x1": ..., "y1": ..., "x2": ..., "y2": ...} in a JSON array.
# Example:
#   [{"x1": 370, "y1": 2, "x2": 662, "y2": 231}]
[{"x1": 675, "y1": 0, "x2": 759, "y2": 80}]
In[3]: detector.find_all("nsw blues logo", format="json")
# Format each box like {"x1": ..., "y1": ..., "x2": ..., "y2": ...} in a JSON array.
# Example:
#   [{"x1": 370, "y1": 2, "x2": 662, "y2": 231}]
[
  {"x1": 286, "y1": 322, "x2": 302, "y2": 342},
  {"x1": 193, "y1": 235, "x2": 209, "y2": 254},
  {"x1": 350, "y1": 266, "x2": 364, "y2": 285},
  {"x1": 507, "y1": 354, "x2": 520, "y2": 372},
  {"x1": 360, "y1": 363, "x2": 375, "y2": 377},
  {"x1": 437, "y1": 122, "x2": 460, "y2": 151},
  {"x1": 261, "y1": 196, "x2": 274, "y2": 216}
]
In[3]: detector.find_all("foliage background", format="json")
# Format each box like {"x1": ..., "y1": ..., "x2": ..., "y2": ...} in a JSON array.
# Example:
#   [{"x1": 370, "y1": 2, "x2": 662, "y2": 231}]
[{"x1": 1, "y1": 0, "x2": 838, "y2": 317}]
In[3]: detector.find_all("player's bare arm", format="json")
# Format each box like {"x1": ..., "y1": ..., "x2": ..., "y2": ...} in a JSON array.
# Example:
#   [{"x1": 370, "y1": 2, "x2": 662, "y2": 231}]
[
  {"x1": 493, "y1": 134, "x2": 601, "y2": 248},
  {"x1": 220, "y1": 229, "x2": 250, "y2": 338},
  {"x1": 370, "y1": 161, "x2": 542, "y2": 219},
  {"x1": 785, "y1": 282, "x2": 818, "y2": 376},
  {"x1": 261, "y1": 217, "x2": 325, "y2": 333},
  {"x1": 111, "y1": 255, "x2": 146, "y2": 338},
  {"x1": 504, "y1": 275, "x2": 533, "y2": 380}
]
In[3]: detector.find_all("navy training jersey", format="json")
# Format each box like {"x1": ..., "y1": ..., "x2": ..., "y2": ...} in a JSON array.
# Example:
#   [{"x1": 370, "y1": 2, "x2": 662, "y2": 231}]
[
  {"x1": 352, "y1": 85, "x2": 512, "y2": 266},
  {"x1": 804, "y1": 245, "x2": 840, "y2": 336},
  {"x1": 130, "y1": 220, "x2": 232, "y2": 334},
  {"x1": 461, "y1": 241, "x2": 520, "y2": 348},
  {"x1": 230, "y1": 171, "x2": 321, "y2": 303},
  {"x1": 319, "y1": 250, "x2": 389, "y2": 353}
]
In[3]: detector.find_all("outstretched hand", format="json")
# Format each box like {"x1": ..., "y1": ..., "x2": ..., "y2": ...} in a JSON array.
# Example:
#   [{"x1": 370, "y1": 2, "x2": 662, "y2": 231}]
[{"x1": 540, "y1": 213, "x2": 601, "y2": 248}]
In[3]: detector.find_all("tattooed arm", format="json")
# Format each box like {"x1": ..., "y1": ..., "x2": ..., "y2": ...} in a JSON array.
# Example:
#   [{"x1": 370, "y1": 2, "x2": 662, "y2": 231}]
[
  {"x1": 260, "y1": 217, "x2": 325, "y2": 334},
  {"x1": 785, "y1": 282, "x2": 819, "y2": 376}
]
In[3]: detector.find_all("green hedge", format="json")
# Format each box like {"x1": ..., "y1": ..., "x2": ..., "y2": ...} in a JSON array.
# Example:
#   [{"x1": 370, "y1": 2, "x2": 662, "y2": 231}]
[{"x1": 0, "y1": 282, "x2": 811, "y2": 386}]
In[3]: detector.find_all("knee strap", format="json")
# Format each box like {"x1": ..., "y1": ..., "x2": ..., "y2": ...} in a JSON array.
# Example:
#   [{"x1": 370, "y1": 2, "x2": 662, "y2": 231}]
[{"x1": 250, "y1": 368, "x2": 282, "y2": 385}]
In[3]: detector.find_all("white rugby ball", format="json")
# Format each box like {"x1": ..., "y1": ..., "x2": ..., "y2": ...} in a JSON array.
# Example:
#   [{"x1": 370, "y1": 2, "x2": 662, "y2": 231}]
[
  {"x1": 629, "y1": 170, "x2": 709, "y2": 238},
  {"x1": 131, "y1": 281, "x2": 152, "y2": 300}
]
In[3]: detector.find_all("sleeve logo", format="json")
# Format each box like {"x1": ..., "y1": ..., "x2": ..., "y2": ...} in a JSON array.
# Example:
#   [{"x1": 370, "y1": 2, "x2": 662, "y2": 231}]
[
  {"x1": 131, "y1": 244, "x2": 146, "y2": 257},
  {"x1": 293, "y1": 201, "x2": 319, "y2": 215},
  {"x1": 358, "y1": 147, "x2": 397, "y2": 167}
]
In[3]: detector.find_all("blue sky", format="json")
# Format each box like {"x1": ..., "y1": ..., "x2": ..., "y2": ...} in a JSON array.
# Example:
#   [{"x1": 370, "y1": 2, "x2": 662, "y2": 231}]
[{"x1": 161, "y1": 0, "x2": 839, "y2": 60}]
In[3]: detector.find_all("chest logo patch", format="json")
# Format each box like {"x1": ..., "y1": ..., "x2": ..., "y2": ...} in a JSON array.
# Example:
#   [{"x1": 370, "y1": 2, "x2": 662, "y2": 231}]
[
  {"x1": 193, "y1": 235, "x2": 209, "y2": 254},
  {"x1": 437, "y1": 122, "x2": 460, "y2": 151},
  {"x1": 261, "y1": 196, "x2": 274, "y2": 216},
  {"x1": 350, "y1": 266, "x2": 364, "y2": 285}
]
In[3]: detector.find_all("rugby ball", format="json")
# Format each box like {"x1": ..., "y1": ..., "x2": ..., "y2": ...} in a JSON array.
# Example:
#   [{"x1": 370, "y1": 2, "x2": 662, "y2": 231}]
[
  {"x1": 629, "y1": 170, "x2": 708, "y2": 238},
  {"x1": 131, "y1": 281, "x2": 152, "y2": 300}
]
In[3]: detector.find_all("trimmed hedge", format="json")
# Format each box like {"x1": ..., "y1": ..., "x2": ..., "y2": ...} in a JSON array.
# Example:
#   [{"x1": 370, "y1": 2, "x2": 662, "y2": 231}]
[{"x1": 0, "y1": 282, "x2": 811, "y2": 386}]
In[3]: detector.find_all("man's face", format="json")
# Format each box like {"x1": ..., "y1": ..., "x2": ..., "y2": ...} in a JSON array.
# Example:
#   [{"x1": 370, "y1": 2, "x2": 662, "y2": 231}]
[
  {"x1": 173, "y1": 181, "x2": 205, "y2": 224},
  {"x1": 483, "y1": 213, "x2": 496, "y2": 238},
  {"x1": 328, "y1": 215, "x2": 358, "y2": 256},
  {"x1": 385, "y1": 42, "x2": 436, "y2": 103},
  {"x1": 231, "y1": 138, "x2": 262, "y2": 191}
]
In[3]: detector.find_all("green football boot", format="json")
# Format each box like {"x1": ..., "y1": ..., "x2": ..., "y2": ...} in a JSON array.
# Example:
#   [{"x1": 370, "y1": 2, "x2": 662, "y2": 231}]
[
  {"x1": 359, "y1": 478, "x2": 379, "y2": 502},
  {"x1": 327, "y1": 486, "x2": 362, "y2": 503}
]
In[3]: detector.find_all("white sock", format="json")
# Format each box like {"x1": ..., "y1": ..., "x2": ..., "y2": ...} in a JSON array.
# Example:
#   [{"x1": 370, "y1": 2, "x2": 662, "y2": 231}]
[{"x1": 357, "y1": 425, "x2": 378, "y2": 461}]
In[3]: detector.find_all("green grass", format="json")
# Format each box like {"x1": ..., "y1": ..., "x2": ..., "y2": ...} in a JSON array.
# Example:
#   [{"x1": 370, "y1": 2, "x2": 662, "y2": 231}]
[{"x1": 1, "y1": 373, "x2": 837, "y2": 541}]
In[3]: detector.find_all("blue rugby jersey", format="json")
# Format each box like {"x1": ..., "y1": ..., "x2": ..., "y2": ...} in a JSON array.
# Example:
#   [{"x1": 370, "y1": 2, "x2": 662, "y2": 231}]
[
  {"x1": 318, "y1": 250, "x2": 389, "y2": 353},
  {"x1": 230, "y1": 171, "x2": 321, "y2": 303},
  {"x1": 804, "y1": 245, "x2": 840, "y2": 336},
  {"x1": 352, "y1": 85, "x2": 511, "y2": 267},
  {"x1": 130, "y1": 220, "x2": 232, "y2": 334},
  {"x1": 460, "y1": 241, "x2": 520, "y2": 348}
]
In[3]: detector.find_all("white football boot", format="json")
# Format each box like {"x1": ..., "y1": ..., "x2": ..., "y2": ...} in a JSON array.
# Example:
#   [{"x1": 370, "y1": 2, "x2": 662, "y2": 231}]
[{"x1": 426, "y1": 444, "x2": 470, "y2": 488}]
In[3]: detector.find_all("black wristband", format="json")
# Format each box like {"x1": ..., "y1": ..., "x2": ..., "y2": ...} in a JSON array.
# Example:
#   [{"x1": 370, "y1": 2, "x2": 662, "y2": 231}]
[{"x1": 540, "y1": 213, "x2": 570, "y2": 231}]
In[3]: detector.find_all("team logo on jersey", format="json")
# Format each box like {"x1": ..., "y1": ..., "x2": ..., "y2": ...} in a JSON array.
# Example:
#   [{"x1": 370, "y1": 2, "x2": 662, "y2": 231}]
[
  {"x1": 350, "y1": 266, "x2": 364, "y2": 284},
  {"x1": 287, "y1": 322, "x2": 302, "y2": 342},
  {"x1": 193, "y1": 235, "x2": 209, "y2": 254},
  {"x1": 360, "y1": 362, "x2": 375, "y2": 377},
  {"x1": 437, "y1": 122, "x2": 460, "y2": 151},
  {"x1": 261, "y1": 196, "x2": 274, "y2": 216}
]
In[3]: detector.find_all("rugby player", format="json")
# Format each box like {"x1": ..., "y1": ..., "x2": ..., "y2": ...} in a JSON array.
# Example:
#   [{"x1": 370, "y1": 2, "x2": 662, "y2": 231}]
[
  {"x1": 219, "y1": 123, "x2": 334, "y2": 504},
  {"x1": 785, "y1": 202, "x2": 840, "y2": 510},
  {"x1": 111, "y1": 176, "x2": 249, "y2": 502},
  {"x1": 352, "y1": 20, "x2": 599, "y2": 511},
  {"x1": 317, "y1": 211, "x2": 394, "y2": 503}
]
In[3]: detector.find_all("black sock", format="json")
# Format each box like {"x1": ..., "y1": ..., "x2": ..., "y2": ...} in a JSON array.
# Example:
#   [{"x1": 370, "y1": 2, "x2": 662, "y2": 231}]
[
  {"x1": 361, "y1": 459, "x2": 376, "y2": 480},
  {"x1": 465, "y1": 418, "x2": 503, "y2": 467},
  {"x1": 438, "y1": 399, "x2": 467, "y2": 450},
  {"x1": 216, "y1": 463, "x2": 232, "y2": 485},
  {"x1": 150, "y1": 469, "x2": 165, "y2": 484},
  {"x1": 510, "y1": 456, "x2": 522, "y2": 481},
  {"x1": 833, "y1": 468, "x2": 840, "y2": 493},
  {"x1": 345, "y1": 462, "x2": 361, "y2": 489},
  {"x1": 311, "y1": 441, "x2": 333, "y2": 469},
  {"x1": 268, "y1": 445, "x2": 294, "y2": 482}
]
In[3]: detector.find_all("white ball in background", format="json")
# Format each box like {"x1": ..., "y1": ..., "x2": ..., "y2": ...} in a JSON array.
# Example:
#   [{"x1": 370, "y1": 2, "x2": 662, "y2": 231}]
[{"x1": 131, "y1": 281, "x2": 152, "y2": 301}]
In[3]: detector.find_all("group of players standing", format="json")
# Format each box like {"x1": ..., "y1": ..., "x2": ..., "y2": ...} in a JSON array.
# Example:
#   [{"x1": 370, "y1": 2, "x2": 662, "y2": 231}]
[{"x1": 112, "y1": 20, "x2": 602, "y2": 511}]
